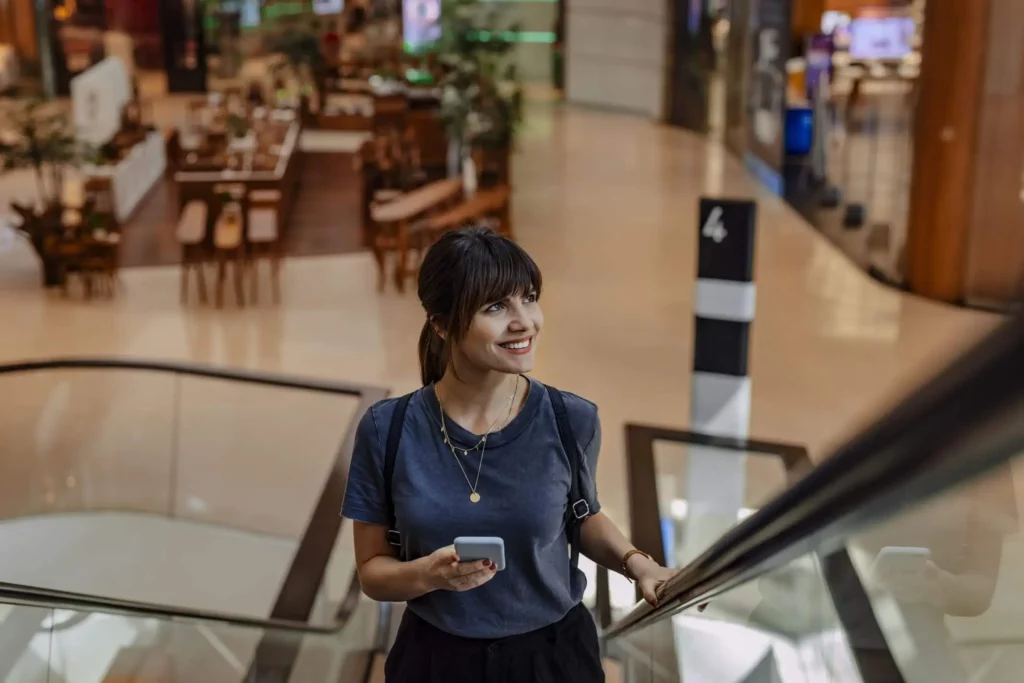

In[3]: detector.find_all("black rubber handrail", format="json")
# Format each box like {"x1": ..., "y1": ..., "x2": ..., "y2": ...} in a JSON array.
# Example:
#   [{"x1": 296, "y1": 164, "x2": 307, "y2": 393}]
[
  {"x1": 606, "y1": 312, "x2": 1024, "y2": 638},
  {"x1": 0, "y1": 357, "x2": 380, "y2": 396},
  {"x1": 0, "y1": 573, "x2": 363, "y2": 634}
]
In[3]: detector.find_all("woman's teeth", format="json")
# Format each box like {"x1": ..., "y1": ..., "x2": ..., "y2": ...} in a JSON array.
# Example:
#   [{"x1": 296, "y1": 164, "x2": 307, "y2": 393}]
[{"x1": 500, "y1": 339, "x2": 531, "y2": 350}]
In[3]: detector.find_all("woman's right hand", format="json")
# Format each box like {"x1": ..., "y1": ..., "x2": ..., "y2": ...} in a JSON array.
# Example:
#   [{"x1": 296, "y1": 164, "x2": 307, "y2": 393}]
[{"x1": 419, "y1": 545, "x2": 497, "y2": 593}]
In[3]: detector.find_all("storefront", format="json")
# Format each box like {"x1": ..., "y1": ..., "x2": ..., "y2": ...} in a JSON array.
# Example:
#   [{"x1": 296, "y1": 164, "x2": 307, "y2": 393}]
[
  {"x1": 707, "y1": 0, "x2": 1022, "y2": 310},
  {"x1": 689, "y1": 0, "x2": 925, "y2": 290}
]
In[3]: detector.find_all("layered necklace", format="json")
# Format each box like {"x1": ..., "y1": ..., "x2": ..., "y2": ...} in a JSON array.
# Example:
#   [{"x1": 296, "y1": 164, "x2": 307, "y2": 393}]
[{"x1": 435, "y1": 375, "x2": 521, "y2": 503}]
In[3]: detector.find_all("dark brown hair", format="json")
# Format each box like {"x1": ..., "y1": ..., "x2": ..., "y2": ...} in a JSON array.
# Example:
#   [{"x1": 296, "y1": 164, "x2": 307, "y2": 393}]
[{"x1": 417, "y1": 227, "x2": 542, "y2": 386}]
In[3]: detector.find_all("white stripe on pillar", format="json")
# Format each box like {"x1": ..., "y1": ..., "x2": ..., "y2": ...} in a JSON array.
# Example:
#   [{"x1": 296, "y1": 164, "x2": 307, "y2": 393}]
[
  {"x1": 690, "y1": 372, "x2": 752, "y2": 439},
  {"x1": 694, "y1": 279, "x2": 757, "y2": 322}
]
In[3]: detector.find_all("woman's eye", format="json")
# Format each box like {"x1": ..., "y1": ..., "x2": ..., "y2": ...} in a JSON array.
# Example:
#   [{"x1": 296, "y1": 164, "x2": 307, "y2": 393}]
[
  {"x1": 523, "y1": 292, "x2": 539, "y2": 304},
  {"x1": 485, "y1": 302, "x2": 505, "y2": 313}
]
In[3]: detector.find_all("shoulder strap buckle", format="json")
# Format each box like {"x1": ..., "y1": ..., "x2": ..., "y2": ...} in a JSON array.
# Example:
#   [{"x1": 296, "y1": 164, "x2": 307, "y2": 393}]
[
  {"x1": 387, "y1": 529, "x2": 402, "y2": 547},
  {"x1": 572, "y1": 499, "x2": 591, "y2": 520}
]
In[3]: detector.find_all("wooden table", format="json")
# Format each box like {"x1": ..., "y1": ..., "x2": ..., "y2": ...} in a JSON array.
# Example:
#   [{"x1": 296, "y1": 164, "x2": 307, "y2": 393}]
[
  {"x1": 370, "y1": 178, "x2": 462, "y2": 291},
  {"x1": 174, "y1": 121, "x2": 303, "y2": 240}
]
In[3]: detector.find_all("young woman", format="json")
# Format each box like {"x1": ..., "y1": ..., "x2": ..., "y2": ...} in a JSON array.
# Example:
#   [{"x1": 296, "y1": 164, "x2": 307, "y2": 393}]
[{"x1": 342, "y1": 228, "x2": 676, "y2": 683}]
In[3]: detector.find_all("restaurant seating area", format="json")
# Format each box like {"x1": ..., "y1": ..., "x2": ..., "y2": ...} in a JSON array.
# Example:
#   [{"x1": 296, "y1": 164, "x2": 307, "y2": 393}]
[
  {"x1": 1, "y1": 3, "x2": 521, "y2": 304},
  {"x1": 164, "y1": 91, "x2": 302, "y2": 307}
]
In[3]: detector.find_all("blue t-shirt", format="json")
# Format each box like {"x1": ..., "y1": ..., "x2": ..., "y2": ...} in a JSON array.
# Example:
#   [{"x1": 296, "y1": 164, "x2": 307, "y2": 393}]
[{"x1": 341, "y1": 377, "x2": 601, "y2": 638}]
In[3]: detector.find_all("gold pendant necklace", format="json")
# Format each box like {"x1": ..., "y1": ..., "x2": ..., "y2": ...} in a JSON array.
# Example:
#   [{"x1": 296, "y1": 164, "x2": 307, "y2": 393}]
[{"x1": 436, "y1": 376, "x2": 520, "y2": 503}]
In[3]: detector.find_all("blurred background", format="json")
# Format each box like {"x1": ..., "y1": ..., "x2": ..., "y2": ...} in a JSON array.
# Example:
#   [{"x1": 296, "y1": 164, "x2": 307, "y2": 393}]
[{"x1": 0, "y1": 1, "x2": 1021, "y2": 682}]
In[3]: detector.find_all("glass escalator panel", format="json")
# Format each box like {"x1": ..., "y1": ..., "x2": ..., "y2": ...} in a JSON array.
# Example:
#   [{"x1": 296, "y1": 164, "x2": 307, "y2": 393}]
[
  {"x1": 0, "y1": 596, "x2": 379, "y2": 683},
  {"x1": 0, "y1": 365, "x2": 361, "y2": 622},
  {"x1": 653, "y1": 438, "x2": 793, "y2": 567},
  {"x1": 606, "y1": 448, "x2": 1024, "y2": 683},
  {"x1": 607, "y1": 551, "x2": 862, "y2": 683},
  {"x1": 605, "y1": 316, "x2": 1024, "y2": 683},
  {"x1": 837, "y1": 451, "x2": 1023, "y2": 683}
]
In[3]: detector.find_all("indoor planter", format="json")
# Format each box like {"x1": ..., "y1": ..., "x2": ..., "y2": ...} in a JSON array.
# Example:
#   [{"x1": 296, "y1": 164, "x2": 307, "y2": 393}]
[
  {"x1": 435, "y1": 0, "x2": 523, "y2": 180},
  {"x1": 0, "y1": 98, "x2": 87, "y2": 286}
]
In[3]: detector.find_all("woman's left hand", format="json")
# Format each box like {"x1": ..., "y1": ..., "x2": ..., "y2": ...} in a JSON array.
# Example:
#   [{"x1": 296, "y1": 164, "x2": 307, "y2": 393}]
[{"x1": 630, "y1": 558, "x2": 680, "y2": 608}]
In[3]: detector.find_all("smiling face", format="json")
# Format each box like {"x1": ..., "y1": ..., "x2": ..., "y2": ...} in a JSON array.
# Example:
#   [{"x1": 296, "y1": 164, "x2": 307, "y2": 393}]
[
  {"x1": 417, "y1": 227, "x2": 544, "y2": 386},
  {"x1": 451, "y1": 290, "x2": 543, "y2": 376}
]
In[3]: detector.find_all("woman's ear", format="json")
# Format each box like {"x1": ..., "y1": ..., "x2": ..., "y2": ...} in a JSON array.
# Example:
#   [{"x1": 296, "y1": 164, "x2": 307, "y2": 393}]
[{"x1": 431, "y1": 318, "x2": 448, "y2": 341}]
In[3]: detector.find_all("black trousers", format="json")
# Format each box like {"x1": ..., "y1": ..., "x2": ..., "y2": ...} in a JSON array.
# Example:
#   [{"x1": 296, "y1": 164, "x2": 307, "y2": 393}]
[{"x1": 385, "y1": 603, "x2": 605, "y2": 683}]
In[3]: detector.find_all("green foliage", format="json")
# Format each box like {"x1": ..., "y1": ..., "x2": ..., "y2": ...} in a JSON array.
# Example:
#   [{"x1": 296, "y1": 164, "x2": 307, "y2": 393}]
[
  {"x1": 436, "y1": 0, "x2": 523, "y2": 151},
  {"x1": 226, "y1": 112, "x2": 250, "y2": 138},
  {"x1": 268, "y1": 17, "x2": 326, "y2": 77},
  {"x1": 0, "y1": 98, "x2": 84, "y2": 206}
]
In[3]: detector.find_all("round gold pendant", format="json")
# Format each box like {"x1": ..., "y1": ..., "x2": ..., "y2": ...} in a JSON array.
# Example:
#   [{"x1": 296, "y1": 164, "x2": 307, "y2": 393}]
[{"x1": 470, "y1": 492, "x2": 481, "y2": 503}]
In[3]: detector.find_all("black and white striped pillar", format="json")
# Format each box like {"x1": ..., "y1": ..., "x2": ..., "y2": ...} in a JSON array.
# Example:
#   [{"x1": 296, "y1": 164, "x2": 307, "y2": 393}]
[{"x1": 683, "y1": 198, "x2": 757, "y2": 562}]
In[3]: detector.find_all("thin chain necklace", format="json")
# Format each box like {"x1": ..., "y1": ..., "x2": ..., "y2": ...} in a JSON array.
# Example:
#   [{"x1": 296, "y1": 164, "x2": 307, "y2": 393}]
[
  {"x1": 435, "y1": 376, "x2": 520, "y2": 503},
  {"x1": 435, "y1": 376, "x2": 518, "y2": 454}
]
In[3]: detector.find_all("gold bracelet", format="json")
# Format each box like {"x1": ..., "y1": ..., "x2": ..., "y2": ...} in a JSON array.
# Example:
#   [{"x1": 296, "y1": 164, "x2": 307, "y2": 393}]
[{"x1": 621, "y1": 549, "x2": 653, "y2": 581}]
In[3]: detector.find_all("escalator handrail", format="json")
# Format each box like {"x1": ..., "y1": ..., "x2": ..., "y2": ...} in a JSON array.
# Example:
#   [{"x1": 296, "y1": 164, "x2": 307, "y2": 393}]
[
  {"x1": 606, "y1": 313, "x2": 1024, "y2": 638},
  {"x1": 0, "y1": 572, "x2": 365, "y2": 634},
  {"x1": 0, "y1": 356, "x2": 381, "y2": 396}
]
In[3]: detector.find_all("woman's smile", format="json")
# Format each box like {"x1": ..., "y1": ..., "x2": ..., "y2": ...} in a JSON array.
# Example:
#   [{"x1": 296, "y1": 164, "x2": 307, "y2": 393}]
[{"x1": 498, "y1": 336, "x2": 534, "y2": 355}]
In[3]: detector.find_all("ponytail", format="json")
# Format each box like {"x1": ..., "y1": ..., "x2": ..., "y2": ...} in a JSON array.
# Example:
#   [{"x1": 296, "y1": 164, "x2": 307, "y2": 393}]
[{"x1": 418, "y1": 319, "x2": 447, "y2": 386}]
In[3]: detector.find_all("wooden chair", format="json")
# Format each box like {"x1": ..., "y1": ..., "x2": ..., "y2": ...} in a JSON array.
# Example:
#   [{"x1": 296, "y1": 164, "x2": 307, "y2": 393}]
[
  {"x1": 247, "y1": 189, "x2": 283, "y2": 304},
  {"x1": 78, "y1": 233, "x2": 121, "y2": 298},
  {"x1": 49, "y1": 238, "x2": 87, "y2": 298},
  {"x1": 369, "y1": 178, "x2": 462, "y2": 292},
  {"x1": 412, "y1": 186, "x2": 513, "y2": 259},
  {"x1": 213, "y1": 202, "x2": 246, "y2": 308},
  {"x1": 177, "y1": 200, "x2": 209, "y2": 304}
]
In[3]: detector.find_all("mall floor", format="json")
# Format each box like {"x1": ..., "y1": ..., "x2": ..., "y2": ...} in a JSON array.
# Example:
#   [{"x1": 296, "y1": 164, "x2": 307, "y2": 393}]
[{"x1": 0, "y1": 99, "x2": 1003, "y2": 534}]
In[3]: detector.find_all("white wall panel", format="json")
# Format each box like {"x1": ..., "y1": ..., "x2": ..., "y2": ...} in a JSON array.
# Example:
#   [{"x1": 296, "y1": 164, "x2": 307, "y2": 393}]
[
  {"x1": 565, "y1": 0, "x2": 667, "y2": 118},
  {"x1": 485, "y1": 1, "x2": 557, "y2": 83},
  {"x1": 567, "y1": 58, "x2": 664, "y2": 116}
]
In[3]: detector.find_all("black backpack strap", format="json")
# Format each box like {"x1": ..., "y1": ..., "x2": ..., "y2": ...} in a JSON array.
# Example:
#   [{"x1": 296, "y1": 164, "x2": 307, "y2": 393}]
[
  {"x1": 383, "y1": 393, "x2": 413, "y2": 559},
  {"x1": 546, "y1": 385, "x2": 591, "y2": 576}
]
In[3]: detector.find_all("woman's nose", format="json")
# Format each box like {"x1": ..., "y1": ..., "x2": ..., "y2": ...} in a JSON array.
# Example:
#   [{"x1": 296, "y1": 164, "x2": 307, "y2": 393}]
[{"x1": 506, "y1": 306, "x2": 530, "y2": 331}]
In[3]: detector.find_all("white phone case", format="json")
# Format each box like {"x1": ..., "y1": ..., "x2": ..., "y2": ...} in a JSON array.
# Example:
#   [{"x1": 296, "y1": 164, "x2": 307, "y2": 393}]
[{"x1": 454, "y1": 536, "x2": 506, "y2": 571}]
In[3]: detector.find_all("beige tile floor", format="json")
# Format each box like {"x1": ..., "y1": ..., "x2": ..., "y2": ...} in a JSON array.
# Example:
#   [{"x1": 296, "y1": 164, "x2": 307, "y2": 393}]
[{"x1": 0, "y1": 103, "x2": 1004, "y2": 534}]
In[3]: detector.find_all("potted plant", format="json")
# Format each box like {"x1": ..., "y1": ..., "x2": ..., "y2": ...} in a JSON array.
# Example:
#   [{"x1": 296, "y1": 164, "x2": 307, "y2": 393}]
[
  {"x1": 0, "y1": 99, "x2": 81, "y2": 207},
  {"x1": 268, "y1": 17, "x2": 329, "y2": 115},
  {"x1": 435, "y1": 0, "x2": 523, "y2": 180},
  {"x1": 0, "y1": 98, "x2": 86, "y2": 285}
]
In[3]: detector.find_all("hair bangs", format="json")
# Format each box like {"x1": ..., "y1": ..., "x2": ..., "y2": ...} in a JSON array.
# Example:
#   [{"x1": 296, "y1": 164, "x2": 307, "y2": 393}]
[{"x1": 453, "y1": 234, "x2": 542, "y2": 335}]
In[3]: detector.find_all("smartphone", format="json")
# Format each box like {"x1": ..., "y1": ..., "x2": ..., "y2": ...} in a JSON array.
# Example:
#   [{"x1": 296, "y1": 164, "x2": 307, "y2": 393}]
[
  {"x1": 454, "y1": 537, "x2": 506, "y2": 571},
  {"x1": 870, "y1": 546, "x2": 931, "y2": 586}
]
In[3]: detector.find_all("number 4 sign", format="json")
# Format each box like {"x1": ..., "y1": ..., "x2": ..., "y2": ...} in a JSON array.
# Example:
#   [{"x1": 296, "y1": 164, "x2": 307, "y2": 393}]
[
  {"x1": 702, "y1": 206, "x2": 727, "y2": 243},
  {"x1": 697, "y1": 198, "x2": 757, "y2": 283}
]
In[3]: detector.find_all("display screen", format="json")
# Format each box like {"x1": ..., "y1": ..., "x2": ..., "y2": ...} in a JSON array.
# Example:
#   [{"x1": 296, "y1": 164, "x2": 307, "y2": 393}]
[
  {"x1": 403, "y1": 0, "x2": 442, "y2": 51},
  {"x1": 313, "y1": 0, "x2": 344, "y2": 15},
  {"x1": 849, "y1": 16, "x2": 915, "y2": 60}
]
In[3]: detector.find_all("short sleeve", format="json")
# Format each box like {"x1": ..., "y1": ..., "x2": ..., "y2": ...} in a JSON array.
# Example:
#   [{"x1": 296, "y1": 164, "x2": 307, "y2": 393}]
[
  {"x1": 341, "y1": 403, "x2": 390, "y2": 526},
  {"x1": 562, "y1": 391, "x2": 601, "y2": 516},
  {"x1": 580, "y1": 413, "x2": 602, "y2": 516}
]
